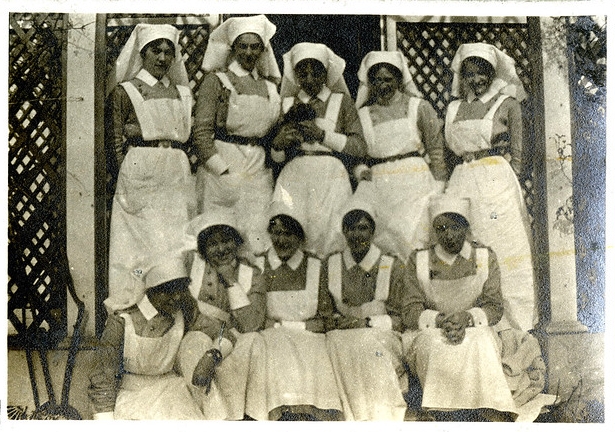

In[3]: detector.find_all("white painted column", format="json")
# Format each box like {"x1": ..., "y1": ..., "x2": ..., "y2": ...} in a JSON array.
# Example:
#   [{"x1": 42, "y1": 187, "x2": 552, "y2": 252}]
[
  {"x1": 66, "y1": 14, "x2": 97, "y2": 336},
  {"x1": 540, "y1": 17, "x2": 587, "y2": 334}
]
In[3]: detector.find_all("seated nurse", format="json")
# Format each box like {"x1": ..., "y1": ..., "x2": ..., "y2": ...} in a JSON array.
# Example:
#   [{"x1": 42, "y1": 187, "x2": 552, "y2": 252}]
[
  {"x1": 177, "y1": 208, "x2": 267, "y2": 420},
  {"x1": 89, "y1": 258, "x2": 204, "y2": 420},
  {"x1": 248, "y1": 202, "x2": 342, "y2": 421},
  {"x1": 325, "y1": 197, "x2": 411, "y2": 421},
  {"x1": 404, "y1": 195, "x2": 518, "y2": 421}
]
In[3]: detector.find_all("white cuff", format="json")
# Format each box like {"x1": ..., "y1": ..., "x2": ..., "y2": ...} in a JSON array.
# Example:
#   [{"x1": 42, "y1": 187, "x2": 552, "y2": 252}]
[
  {"x1": 177, "y1": 331, "x2": 213, "y2": 383},
  {"x1": 353, "y1": 164, "x2": 370, "y2": 180},
  {"x1": 205, "y1": 154, "x2": 229, "y2": 175},
  {"x1": 274, "y1": 320, "x2": 306, "y2": 330},
  {"x1": 218, "y1": 337, "x2": 234, "y2": 358},
  {"x1": 468, "y1": 307, "x2": 489, "y2": 327},
  {"x1": 271, "y1": 148, "x2": 286, "y2": 163},
  {"x1": 323, "y1": 130, "x2": 347, "y2": 152},
  {"x1": 227, "y1": 283, "x2": 251, "y2": 310},
  {"x1": 418, "y1": 310, "x2": 441, "y2": 330},
  {"x1": 93, "y1": 411, "x2": 115, "y2": 420},
  {"x1": 368, "y1": 315, "x2": 392, "y2": 330}
]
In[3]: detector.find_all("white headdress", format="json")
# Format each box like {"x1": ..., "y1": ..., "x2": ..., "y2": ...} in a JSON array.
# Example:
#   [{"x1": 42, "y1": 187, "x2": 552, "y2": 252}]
[
  {"x1": 108, "y1": 23, "x2": 189, "y2": 94},
  {"x1": 280, "y1": 42, "x2": 350, "y2": 98},
  {"x1": 356, "y1": 50, "x2": 422, "y2": 108},
  {"x1": 268, "y1": 199, "x2": 307, "y2": 232},
  {"x1": 451, "y1": 42, "x2": 527, "y2": 101},
  {"x1": 202, "y1": 14, "x2": 280, "y2": 80},
  {"x1": 429, "y1": 195, "x2": 471, "y2": 223},
  {"x1": 145, "y1": 257, "x2": 189, "y2": 290}
]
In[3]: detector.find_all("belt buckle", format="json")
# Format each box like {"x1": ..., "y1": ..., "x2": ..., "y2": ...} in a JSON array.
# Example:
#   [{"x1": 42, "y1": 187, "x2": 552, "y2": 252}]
[{"x1": 158, "y1": 140, "x2": 172, "y2": 148}]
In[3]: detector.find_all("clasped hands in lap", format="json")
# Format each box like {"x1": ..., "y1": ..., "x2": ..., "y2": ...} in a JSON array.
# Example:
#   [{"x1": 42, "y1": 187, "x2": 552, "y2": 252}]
[{"x1": 435, "y1": 311, "x2": 473, "y2": 345}]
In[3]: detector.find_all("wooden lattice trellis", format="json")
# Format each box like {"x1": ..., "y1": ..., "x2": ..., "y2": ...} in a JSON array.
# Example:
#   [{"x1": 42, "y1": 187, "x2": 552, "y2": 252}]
[
  {"x1": 8, "y1": 13, "x2": 68, "y2": 346},
  {"x1": 396, "y1": 21, "x2": 538, "y2": 237}
]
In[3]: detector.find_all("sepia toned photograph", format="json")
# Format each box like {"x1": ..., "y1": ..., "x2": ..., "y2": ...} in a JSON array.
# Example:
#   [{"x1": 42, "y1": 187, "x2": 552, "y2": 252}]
[{"x1": 4, "y1": 1, "x2": 608, "y2": 425}]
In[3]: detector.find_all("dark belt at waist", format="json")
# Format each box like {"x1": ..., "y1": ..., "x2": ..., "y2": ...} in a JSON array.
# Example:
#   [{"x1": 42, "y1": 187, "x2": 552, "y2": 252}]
[
  {"x1": 462, "y1": 147, "x2": 505, "y2": 162},
  {"x1": 131, "y1": 139, "x2": 184, "y2": 149},
  {"x1": 368, "y1": 151, "x2": 421, "y2": 167},
  {"x1": 215, "y1": 132, "x2": 265, "y2": 147},
  {"x1": 296, "y1": 150, "x2": 336, "y2": 157}
]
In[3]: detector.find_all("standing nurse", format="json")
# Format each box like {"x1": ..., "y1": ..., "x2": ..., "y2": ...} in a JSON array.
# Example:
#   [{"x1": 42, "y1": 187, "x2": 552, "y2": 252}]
[
  {"x1": 444, "y1": 43, "x2": 536, "y2": 332},
  {"x1": 105, "y1": 24, "x2": 195, "y2": 312},
  {"x1": 193, "y1": 15, "x2": 281, "y2": 255},
  {"x1": 271, "y1": 42, "x2": 367, "y2": 258}
]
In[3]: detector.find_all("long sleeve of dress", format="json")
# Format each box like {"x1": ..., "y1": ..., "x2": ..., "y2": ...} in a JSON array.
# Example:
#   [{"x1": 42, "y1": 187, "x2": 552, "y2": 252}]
[
  {"x1": 192, "y1": 73, "x2": 226, "y2": 168},
  {"x1": 385, "y1": 259, "x2": 413, "y2": 333},
  {"x1": 105, "y1": 86, "x2": 137, "y2": 171},
  {"x1": 417, "y1": 100, "x2": 448, "y2": 181},
  {"x1": 88, "y1": 314, "x2": 125, "y2": 414},
  {"x1": 498, "y1": 97, "x2": 524, "y2": 178},
  {"x1": 231, "y1": 268, "x2": 267, "y2": 333},
  {"x1": 309, "y1": 266, "x2": 336, "y2": 332},
  {"x1": 475, "y1": 248, "x2": 504, "y2": 325},
  {"x1": 335, "y1": 93, "x2": 368, "y2": 157},
  {"x1": 405, "y1": 251, "x2": 429, "y2": 331}
]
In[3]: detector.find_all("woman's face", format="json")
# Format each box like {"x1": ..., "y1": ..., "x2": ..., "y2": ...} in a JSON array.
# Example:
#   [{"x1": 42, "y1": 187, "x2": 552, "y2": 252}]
[
  {"x1": 461, "y1": 59, "x2": 493, "y2": 98},
  {"x1": 343, "y1": 215, "x2": 375, "y2": 257},
  {"x1": 203, "y1": 229, "x2": 239, "y2": 268},
  {"x1": 433, "y1": 214, "x2": 469, "y2": 255},
  {"x1": 232, "y1": 33, "x2": 264, "y2": 72},
  {"x1": 370, "y1": 65, "x2": 401, "y2": 105},
  {"x1": 295, "y1": 59, "x2": 327, "y2": 98},
  {"x1": 269, "y1": 219, "x2": 303, "y2": 261},
  {"x1": 141, "y1": 39, "x2": 175, "y2": 80}
]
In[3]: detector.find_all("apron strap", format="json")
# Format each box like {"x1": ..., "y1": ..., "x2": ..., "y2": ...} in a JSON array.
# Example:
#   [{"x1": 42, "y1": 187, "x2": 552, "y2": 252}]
[
  {"x1": 237, "y1": 263, "x2": 254, "y2": 294},
  {"x1": 484, "y1": 94, "x2": 510, "y2": 120},
  {"x1": 375, "y1": 255, "x2": 394, "y2": 301},
  {"x1": 444, "y1": 99, "x2": 462, "y2": 145},
  {"x1": 474, "y1": 247, "x2": 489, "y2": 287},
  {"x1": 358, "y1": 106, "x2": 375, "y2": 149},
  {"x1": 324, "y1": 93, "x2": 343, "y2": 125},
  {"x1": 306, "y1": 256, "x2": 321, "y2": 295},
  {"x1": 416, "y1": 249, "x2": 430, "y2": 292},
  {"x1": 327, "y1": 253, "x2": 343, "y2": 303},
  {"x1": 215, "y1": 72, "x2": 237, "y2": 94}
]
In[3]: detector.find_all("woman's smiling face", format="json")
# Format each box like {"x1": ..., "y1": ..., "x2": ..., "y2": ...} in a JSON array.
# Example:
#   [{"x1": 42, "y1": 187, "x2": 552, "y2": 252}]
[
  {"x1": 369, "y1": 64, "x2": 402, "y2": 105},
  {"x1": 202, "y1": 229, "x2": 239, "y2": 268},
  {"x1": 461, "y1": 57, "x2": 494, "y2": 98}
]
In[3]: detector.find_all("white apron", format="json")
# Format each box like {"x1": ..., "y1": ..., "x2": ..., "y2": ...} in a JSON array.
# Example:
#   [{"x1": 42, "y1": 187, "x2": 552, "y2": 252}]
[
  {"x1": 354, "y1": 97, "x2": 439, "y2": 260},
  {"x1": 198, "y1": 73, "x2": 280, "y2": 255},
  {"x1": 444, "y1": 95, "x2": 536, "y2": 332},
  {"x1": 107, "y1": 83, "x2": 196, "y2": 312},
  {"x1": 408, "y1": 248, "x2": 518, "y2": 415},
  {"x1": 249, "y1": 256, "x2": 342, "y2": 420},
  {"x1": 114, "y1": 312, "x2": 204, "y2": 420},
  {"x1": 325, "y1": 253, "x2": 408, "y2": 421},
  {"x1": 272, "y1": 95, "x2": 351, "y2": 258}
]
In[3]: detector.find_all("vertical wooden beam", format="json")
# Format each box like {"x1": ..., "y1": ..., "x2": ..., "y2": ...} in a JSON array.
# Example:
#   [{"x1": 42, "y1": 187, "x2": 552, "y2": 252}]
[{"x1": 94, "y1": 14, "x2": 108, "y2": 337}]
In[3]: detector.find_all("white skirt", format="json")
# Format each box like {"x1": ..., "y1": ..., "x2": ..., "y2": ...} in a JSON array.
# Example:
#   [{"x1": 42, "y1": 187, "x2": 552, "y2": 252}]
[
  {"x1": 114, "y1": 372, "x2": 204, "y2": 420},
  {"x1": 409, "y1": 327, "x2": 518, "y2": 414},
  {"x1": 326, "y1": 328, "x2": 408, "y2": 421},
  {"x1": 273, "y1": 155, "x2": 351, "y2": 258},
  {"x1": 248, "y1": 327, "x2": 342, "y2": 420}
]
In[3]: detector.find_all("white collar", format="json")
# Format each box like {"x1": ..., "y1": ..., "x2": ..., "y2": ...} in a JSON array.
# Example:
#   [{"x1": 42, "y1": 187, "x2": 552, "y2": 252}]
[
  {"x1": 297, "y1": 86, "x2": 332, "y2": 104},
  {"x1": 343, "y1": 244, "x2": 381, "y2": 272},
  {"x1": 228, "y1": 60, "x2": 260, "y2": 80},
  {"x1": 136, "y1": 69, "x2": 171, "y2": 88},
  {"x1": 267, "y1": 248, "x2": 304, "y2": 271},
  {"x1": 434, "y1": 241, "x2": 472, "y2": 265},
  {"x1": 137, "y1": 294, "x2": 159, "y2": 321}
]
